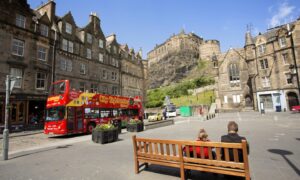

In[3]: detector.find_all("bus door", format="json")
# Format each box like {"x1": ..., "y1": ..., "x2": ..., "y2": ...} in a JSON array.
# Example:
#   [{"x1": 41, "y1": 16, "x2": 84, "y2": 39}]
[
  {"x1": 67, "y1": 107, "x2": 76, "y2": 133},
  {"x1": 75, "y1": 107, "x2": 83, "y2": 132}
]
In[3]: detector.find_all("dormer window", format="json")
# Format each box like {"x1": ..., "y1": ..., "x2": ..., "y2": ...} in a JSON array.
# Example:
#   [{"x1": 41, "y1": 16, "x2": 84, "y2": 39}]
[
  {"x1": 65, "y1": 23, "x2": 72, "y2": 34},
  {"x1": 258, "y1": 44, "x2": 266, "y2": 55},
  {"x1": 99, "y1": 39, "x2": 104, "y2": 48},
  {"x1": 279, "y1": 37, "x2": 286, "y2": 48},
  {"x1": 87, "y1": 33, "x2": 92, "y2": 44},
  {"x1": 113, "y1": 46, "x2": 117, "y2": 54},
  {"x1": 40, "y1": 24, "x2": 49, "y2": 37},
  {"x1": 16, "y1": 14, "x2": 26, "y2": 28}
]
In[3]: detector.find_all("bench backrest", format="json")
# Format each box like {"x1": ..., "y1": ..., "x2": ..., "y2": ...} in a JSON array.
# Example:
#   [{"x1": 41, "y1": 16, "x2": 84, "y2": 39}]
[{"x1": 132, "y1": 135, "x2": 249, "y2": 171}]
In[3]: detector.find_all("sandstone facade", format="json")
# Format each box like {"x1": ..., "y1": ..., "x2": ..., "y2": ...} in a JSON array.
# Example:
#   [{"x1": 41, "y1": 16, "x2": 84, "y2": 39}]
[{"x1": 216, "y1": 19, "x2": 300, "y2": 112}]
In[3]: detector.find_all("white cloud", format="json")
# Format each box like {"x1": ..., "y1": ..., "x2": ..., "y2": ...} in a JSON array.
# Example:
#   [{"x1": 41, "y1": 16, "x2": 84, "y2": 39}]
[{"x1": 268, "y1": 2, "x2": 295, "y2": 27}]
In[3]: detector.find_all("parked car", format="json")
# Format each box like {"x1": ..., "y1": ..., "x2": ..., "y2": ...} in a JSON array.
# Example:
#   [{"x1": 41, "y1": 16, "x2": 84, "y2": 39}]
[
  {"x1": 291, "y1": 105, "x2": 300, "y2": 113},
  {"x1": 148, "y1": 113, "x2": 163, "y2": 122}
]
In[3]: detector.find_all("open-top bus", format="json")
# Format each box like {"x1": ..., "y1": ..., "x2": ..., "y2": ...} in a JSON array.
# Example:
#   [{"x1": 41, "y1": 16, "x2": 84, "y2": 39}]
[{"x1": 44, "y1": 80, "x2": 143, "y2": 135}]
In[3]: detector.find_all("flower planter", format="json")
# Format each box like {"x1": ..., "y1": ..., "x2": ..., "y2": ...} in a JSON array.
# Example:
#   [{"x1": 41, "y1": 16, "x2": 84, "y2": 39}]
[
  {"x1": 127, "y1": 123, "x2": 144, "y2": 132},
  {"x1": 92, "y1": 128, "x2": 119, "y2": 144}
]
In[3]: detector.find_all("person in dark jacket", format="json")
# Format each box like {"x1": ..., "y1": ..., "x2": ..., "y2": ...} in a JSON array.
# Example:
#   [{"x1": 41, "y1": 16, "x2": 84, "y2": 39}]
[{"x1": 221, "y1": 121, "x2": 249, "y2": 180}]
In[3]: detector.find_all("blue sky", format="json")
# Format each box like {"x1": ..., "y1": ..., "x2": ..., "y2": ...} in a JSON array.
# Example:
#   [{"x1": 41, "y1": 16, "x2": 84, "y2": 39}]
[{"x1": 28, "y1": 0, "x2": 300, "y2": 58}]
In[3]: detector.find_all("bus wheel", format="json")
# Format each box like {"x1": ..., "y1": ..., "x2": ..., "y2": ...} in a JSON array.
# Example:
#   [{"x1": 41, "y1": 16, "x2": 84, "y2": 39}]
[{"x1": 87, "y1": 123, "x2": 95, "y2": 134}]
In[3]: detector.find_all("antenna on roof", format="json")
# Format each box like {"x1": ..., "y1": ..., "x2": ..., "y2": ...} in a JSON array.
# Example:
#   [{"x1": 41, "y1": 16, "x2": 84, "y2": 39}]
[{"x1": 246, "y1": 23, "x2": 253, "y2": 33}]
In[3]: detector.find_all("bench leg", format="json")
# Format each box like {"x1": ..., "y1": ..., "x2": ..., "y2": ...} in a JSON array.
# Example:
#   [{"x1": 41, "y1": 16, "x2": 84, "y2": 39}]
[
  {"x1": 134, "y1": 160, "x2": 139, "y2": 174},
  {"x1": 180, "y1": 166, "x2": 185, "y2": 180}
]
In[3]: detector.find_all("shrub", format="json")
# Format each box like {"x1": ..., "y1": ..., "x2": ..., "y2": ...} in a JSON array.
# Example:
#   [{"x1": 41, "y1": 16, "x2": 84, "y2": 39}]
[
  {"x1": 128, "y1": 119, "x2": 142, "y2": 124},
  {"x1": 94, "y1": 124, "x2": 116, "y2": 131}
]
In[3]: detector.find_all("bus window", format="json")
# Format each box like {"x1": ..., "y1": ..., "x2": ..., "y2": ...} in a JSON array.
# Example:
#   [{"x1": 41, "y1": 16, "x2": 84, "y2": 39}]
[
  {"x1": 120, "y1": 109, "x2": 128, "y2": 116},
  {"x1": 46, "y1": 106, "x2": 65, "y2": 121},
  {"x1": 100, "y1": 109, "x2": 111, "y2": 118},
  {"x1": 84, "y1": 108, "x2": 100, "y2": 118},
  {"x1": 112, "y1": 109, "x2": 119, "y2": 117},
  {"x1": 128, "y1": 109, "x2": 138, "y2": 116}
]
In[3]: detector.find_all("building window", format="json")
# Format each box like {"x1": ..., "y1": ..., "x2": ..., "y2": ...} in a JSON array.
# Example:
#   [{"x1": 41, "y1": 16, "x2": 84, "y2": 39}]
[
  {"x1": 113, "y1": 46, "x2": 117, "y2": 54},
  {"x1": 112, "y1": 58, "x2": 115, "y2": 66},
  {"x1": 68, "y1": 41, "x2": 73, "y2": 53},
  {"x1": 224, "y1": 96, "x2": 228, "y2": 104},
  {"x1": 80, "y1": 64, "x2": 86, "y2": 74},
  {"x1": 258, "y1": 44, "x2": 266, "y2": 55},
  {"x1": 90, "y1": 84, "x2": 98, "y2": 93},
  {"x1": 279, "y1": 37, "x2": 286, "y2": 48},
  {"x1": 36, "y1": 72, "x2": 46, "y2": 90},
  {"x1": 102, "y1": 86, "x2": 108, "y2": 94},
  {"x1": 62, "y1": 39, "x2": 68, "y2": 51},
  {"x1": 116, "y1": 60, "x2": 119, "y2": 67},
  {"x1": 12, "y1": 39, "x2": 24, "y2": 56},
  {"x1": 87, "y1": 33, "x2": 92, "y2": 44},
  {"x1": 87, "y1": 48, "x2": 92, "y2": 59},
  {"x1": 10, "y1": 68, "x2": 22, "y2": 88},
  {"x1": 99, "y1": 39, "x2": 104, "y2": 48},
  {"x1": 285, "y1": 73, "x2": 292, "y2": 84},
  {"x1": 16, "y1": 14, "x2": 26, "y2": 28},
  {"x1": 112, "y1": 87, "x2": 118, "y2": 95},
  {"x1": 60, "y1": 59, "x2": 67, "y2": 71},
  {"x1": 112, "y1": 72, "x2": 117, "y2": 81},
  {"x1": 260, "y1": 59, "x2": 269, "y2": 69},
  {"x1": 66, "y1": 60, "x2": 72, "y2": 72},
  {"x1": 40, "y1": 24, "x2": 49, "y2": 37},
  {"x1": 99, "y1": 53, "x2": 103, "y2": 62},
  {"x1": 37, "y1": 46, "x2": 47, "y2": 61},
  {"x1": 62, "y1": 39, "x2": 73, "y2": 53},
  {"x1": 232, "y1": 95, "x2": 241, "y2": 103},
  {"x1": 229, "y1": 64, "x2": 240, "y2": 82},
  {"x1": 65, "y1": 23, "x2": 72, "y2": 34},
  {"x1": 102, "y1": 70, "x2": 107, "y2": 79},
  {"x1": 282, "y1": 53, "x2": 289, "y2": 65},
  {"x1": 261, "y1": 76, "x2": 270, "y2": 88},
  {"x1": 79, "y1": 82, "x2": 85, "y2": 92}
]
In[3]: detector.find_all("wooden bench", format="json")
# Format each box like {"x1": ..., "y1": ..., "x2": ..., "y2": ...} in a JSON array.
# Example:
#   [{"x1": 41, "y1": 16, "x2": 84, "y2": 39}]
[{"x1": 132, "y1": 135, "x2": 250, "y2": 180}]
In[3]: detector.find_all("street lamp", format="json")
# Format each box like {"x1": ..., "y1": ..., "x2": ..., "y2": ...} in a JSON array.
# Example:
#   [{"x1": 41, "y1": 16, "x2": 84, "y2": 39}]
[{"x1": 2, "y1": 75, "x2": 21, "y2": 160}]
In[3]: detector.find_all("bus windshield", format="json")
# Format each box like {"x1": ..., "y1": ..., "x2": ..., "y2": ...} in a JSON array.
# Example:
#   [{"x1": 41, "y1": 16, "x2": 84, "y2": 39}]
[
  {"x1": 46, "y1": 106, "x2": 65, "y2": 121},
  {"x1": 49, "y1": 81, "x2": 66, "y2": 96}
]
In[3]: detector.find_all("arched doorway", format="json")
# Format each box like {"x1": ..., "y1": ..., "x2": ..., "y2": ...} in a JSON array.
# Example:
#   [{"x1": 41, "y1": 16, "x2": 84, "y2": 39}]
[
  {"x1": 245, "y1": 95, "x2": 253, "y2": 107},
  {"x1": 287, "y1": 92, "x2": 299, "y2": 110}
]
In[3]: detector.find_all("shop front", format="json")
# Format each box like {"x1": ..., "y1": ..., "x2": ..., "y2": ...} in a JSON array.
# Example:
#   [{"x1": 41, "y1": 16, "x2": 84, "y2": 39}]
[
  {"x1": 257, "y1": 90, "x2": 287, "y2": 112},
  {"x1": 0, "y1": 94, "x2": 47, "y2": 132}
]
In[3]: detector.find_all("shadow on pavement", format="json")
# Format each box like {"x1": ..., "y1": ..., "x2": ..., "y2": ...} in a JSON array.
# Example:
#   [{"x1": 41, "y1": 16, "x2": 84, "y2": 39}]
[
  {"x1": 268, "y1": 149, "x2": 300, "y2": 176},
  {"x1": 296, "y1": 138, "x2": 300, "y2": 141},
  {"x1": 144, "y1": 164, "x2": 225, "y2": 179},
  {"x1": 9, "y1": 144, "x2": 73, "y2": 160},
  {"x1": 48, "y1": 133, "x2": 87, "y2": 139}
]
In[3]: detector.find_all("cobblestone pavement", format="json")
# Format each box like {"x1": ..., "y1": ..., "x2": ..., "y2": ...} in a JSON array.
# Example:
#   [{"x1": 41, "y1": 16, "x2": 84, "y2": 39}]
[{"x1": 0, "y1": 112, "x2": 299, "y2": 180}]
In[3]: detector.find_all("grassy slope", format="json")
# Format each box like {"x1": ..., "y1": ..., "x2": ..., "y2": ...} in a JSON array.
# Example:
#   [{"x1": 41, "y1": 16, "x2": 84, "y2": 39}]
[{"x1": 171, "y1": 90, "x2": 215, "y2": 106}]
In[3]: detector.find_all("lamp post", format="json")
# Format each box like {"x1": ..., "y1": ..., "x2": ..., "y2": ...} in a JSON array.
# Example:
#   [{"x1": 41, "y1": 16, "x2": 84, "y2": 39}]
[{"x1": 2, "y1": 75, "x2": 21, "y2": 160}]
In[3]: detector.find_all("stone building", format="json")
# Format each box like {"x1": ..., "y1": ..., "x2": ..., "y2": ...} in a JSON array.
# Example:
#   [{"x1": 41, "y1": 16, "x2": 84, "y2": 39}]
[
  {"x1": 0, "y1": 0, "x2": 147, "y2": 129},
  {"x1": 119, "y1": 44, "x2": 145, "y2": 102},
  {"x1": 215, "y1": 19, "x2": 300, "y2": 112},
  {"x1": 0, "y1": 0, "x2": 53, "y2": 129},
  {"x1": 147, "y1": 30, "x2": 220, "y2": 89}
]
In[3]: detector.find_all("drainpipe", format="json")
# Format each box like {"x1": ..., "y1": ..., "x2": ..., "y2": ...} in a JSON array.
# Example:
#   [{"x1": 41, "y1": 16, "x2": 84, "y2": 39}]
[{"x1": 51, "y1": 29, "x2": 57, "y2": 83}]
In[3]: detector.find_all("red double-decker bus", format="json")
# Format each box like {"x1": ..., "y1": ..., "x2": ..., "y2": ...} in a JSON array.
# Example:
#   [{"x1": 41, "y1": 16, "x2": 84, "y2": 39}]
[{"x1": 44, "y1": 80, "x2": 143, "y2": 135}]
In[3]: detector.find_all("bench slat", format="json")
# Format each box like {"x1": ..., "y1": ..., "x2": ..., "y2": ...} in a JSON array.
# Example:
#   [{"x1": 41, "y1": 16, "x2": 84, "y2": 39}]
[
  {"x1": 136, "y1": 138, "x2": 243, "y2": 149},
  {"x1": 208, "y1": 147, "x2": 213, "y2": 160},
  {"x1": 166, "y1": 144, "x2": 170, "y2": 155},
  {"x1": 138, "y1": 157, "x2": 181, "y2": 168},
  {"x1": 192, "y1": 146, "x2": 197, "y2": 158},
  {"x1": 216, "y1": 147, "x2": 221, "y2": 160},
  {"x1": 154, "y1": 143, "x2": 159, "y2": 154},
  {"x1": 138, "y1": 141, "x2": 142, "y2": 153},
  {"x1": 172, "y1": 144, "x2": 176, "y2": 156},
  {"x1": 149, "y1": 142, "x2": 153, "y2": 154},
  {"x1": 224, "y1": 148, "x2": 230, "y2": 161},
  {"x1": 138, "y1": 152, "x2": 180, "y2": 161},
  {"x1": 160, "y1": 143, "x2": 164, "y2": 155},
  {"x1": 200, "y1": 146, "x2": 205, "y2": 159},
  {"x1": 185, "y1": 145, "x2": 190, "y2": 157},
  {"x1": 183, "y1": 158, "x2": 245, "y2": 169},
  {"x1": 233, "y1": 149, "x2": 239, "y2": 162},
  {"x1": 184, "y1": 164, "x2": 246, "y2": 177}
]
